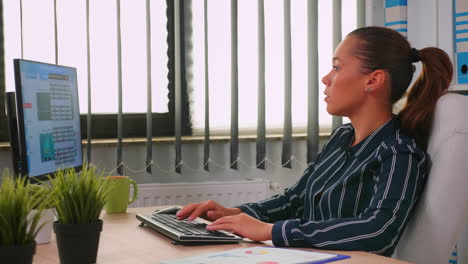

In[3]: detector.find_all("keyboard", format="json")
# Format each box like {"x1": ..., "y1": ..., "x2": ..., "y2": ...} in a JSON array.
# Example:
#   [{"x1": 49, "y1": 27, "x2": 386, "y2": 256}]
[{"x1": 136, "y1": 212, "x2": 243, "y2": 244}]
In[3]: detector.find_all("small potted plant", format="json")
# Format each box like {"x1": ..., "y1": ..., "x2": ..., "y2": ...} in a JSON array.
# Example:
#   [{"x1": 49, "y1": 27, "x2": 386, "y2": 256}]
[
  {"x1": 0, "y1": 169, "x2": 50, "y2": 264},
  {"x1": 49, "y1": 163, "x2": 112, "y2": 264}
]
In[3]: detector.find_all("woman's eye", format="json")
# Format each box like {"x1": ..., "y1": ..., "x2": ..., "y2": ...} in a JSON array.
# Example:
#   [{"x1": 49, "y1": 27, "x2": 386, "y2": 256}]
[{"x1": 332, "y1": 65, "x2": 340, "y2": 71}]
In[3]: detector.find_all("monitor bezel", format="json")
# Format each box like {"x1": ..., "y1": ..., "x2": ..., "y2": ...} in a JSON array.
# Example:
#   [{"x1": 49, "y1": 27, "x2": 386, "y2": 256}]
[{"x1": 13, "y1": 58, "x2": 83, "y2": 183}]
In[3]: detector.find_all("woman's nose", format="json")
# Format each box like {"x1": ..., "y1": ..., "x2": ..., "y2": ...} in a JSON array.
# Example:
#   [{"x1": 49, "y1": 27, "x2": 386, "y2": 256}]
[{"x1": 321, "y1": 73, "x2": 330, "y2": 86}]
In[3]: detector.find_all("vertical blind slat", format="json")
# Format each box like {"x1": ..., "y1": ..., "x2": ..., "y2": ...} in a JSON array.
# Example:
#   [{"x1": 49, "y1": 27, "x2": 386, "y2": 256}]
[
  {"x1": 230, "y1": 0, "x2": 239, "y2": 170},
  {"x1": 256, "y1": 0, "x2": 266, "y2": 170},
  {"x1": 54, "y1": 0, "x2": 58, "y2": 64},
  {"x1": 357, "y1": 0, "x2": 366, "y2": 28},
  {"x1": 174, "y1": 0, "x2": 182, "y2": 174},
  {"x1": 145, "y1": 0, "x2": 153, "y2": 174},
  {"x1": 203, "y1": 0, "x2": 210, "y2": 171},
  {"x1": 0, "y1": 4, "x2": 4, "y2": 120},
  {"x1": 20, "y1": 0, "x2": 23, "y2": 58},
  {"x1": 116, "y1": 0, "x2": 124, "y2": 175},
  {"x1": 282, "y1": 0, "x2": 292, "y2": 168},
  {"x1": 86, "y1": 0, "x2": 92, "y2": 162},
  {"x1": 307, "y1": 0, "x2": 319, "y2": 164},
  {"x1": 332, "y1": 0, "x2": 342, "y2": 130}
]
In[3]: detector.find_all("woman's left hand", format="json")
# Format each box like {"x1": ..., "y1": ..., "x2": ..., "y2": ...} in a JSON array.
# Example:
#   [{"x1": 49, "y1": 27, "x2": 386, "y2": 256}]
[{"x1": 206, "y1": 213, "x2": 273, "y2": 241}]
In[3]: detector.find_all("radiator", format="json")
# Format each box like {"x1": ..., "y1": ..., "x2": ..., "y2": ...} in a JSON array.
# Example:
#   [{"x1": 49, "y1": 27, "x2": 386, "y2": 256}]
[{"x1": 129, "y1": 179, "x2": 270, "y2": 208}]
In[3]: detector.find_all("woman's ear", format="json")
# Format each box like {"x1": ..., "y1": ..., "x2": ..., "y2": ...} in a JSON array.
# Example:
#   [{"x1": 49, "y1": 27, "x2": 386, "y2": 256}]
[{"x1": 365, "y1": 69, "x2": 387, "y2": 92}]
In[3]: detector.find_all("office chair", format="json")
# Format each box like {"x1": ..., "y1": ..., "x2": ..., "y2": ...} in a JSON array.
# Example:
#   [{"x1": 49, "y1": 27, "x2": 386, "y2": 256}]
[{"x1": 393, "y1": 93, "x2": 468, "y2": 264}]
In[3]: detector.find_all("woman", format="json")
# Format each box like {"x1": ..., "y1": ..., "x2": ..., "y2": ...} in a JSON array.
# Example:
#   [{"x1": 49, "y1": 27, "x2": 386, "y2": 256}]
[{"x1": 176, "y1": 27, "x2": 453, "y2": 256}]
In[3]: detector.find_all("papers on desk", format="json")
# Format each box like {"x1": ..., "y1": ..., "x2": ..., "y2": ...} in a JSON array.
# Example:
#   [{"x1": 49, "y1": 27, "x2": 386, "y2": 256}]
[{"x1": 161, "y1": 246, "x2": 350, "y2": 264}]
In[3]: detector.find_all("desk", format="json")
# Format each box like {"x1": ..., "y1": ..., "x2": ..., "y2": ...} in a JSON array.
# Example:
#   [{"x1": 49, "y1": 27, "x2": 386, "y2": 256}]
[{"x1": 34, "y1": 207, "x2": 413, "y2": 264}]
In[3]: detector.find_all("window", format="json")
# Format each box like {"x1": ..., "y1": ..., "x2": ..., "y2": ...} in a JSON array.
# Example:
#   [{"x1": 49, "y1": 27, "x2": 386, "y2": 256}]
[
  {"x1": 1, "y1": 0, "x2": 357, "y2": 142},
  {"x1": 190, "y1": 0, "x2": 356, "y2": 135},
  {"x1": 0, "y1": 0, "x2": 191, "y2": 141}
]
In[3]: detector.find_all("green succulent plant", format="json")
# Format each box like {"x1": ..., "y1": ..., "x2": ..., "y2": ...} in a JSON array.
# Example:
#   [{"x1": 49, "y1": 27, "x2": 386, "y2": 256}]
[
  {"x1": 48, "y1": 164, "x2": 113, "y2": 224},
  {"x1": 0, "y1": 169, "x2": 51, "y2": 246},
  {"x1": 28, "y1": 184, "x2": 54, "y2": 209}
]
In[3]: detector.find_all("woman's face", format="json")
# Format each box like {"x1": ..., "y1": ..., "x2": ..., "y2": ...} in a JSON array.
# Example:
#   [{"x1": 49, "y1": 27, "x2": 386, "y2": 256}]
[{"x1": 321, "y1": 36, "x2": 370, "y2": 117}]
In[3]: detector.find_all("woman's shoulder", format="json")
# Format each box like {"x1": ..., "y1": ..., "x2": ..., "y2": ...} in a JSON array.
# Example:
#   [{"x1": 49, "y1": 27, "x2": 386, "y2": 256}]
[{"x1": 379, "y1": 129, "x2": 426, "y2": 158}]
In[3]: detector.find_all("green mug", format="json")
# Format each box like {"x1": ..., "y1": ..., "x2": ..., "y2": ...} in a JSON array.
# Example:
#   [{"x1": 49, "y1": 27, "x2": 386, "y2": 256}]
[{"x1": 104, "y1": 176, "x2": 138, "y2": 214}]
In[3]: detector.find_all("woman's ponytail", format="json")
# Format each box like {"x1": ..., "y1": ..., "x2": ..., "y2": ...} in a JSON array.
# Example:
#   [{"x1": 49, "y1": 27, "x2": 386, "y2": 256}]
[{"x1": 398, "y1": 48, "x2": 453, "y2": 149}]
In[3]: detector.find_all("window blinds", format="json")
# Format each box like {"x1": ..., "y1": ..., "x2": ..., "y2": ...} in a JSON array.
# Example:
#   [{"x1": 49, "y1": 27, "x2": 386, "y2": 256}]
[
  {"x1": 282, "y1": 0, "x2": 292, "y2": 168},
  {"x1": 14, "y1": 0, "x2": 365, "y2": 175},
  {"x1": 307, "y1": 0, "x2": 320, "y2": 164},
  {"x1": 116, "y1": 0, "x2": 124, "y2": 175},
  {"x1": 146, "y1": 0, "x2": 153, "y2": 174},
  {"x1": 86, "y1": 0, "x2": 92, "y2": 162},
  {"x1": 175, "y1": 0, "x2": 183, "y2": 174},
  {"x1": 332, "y1": 0, "x2": 343, "y2": 130},
  {"x1": 256, "y1": 0, "x2": 266, "y2": 170},
  {"x1": 203, "y1": 0, "x2": 210, "y2": 171},
  {"x1": 230, "y1": 0, "x2": 239, "y2": 170}
]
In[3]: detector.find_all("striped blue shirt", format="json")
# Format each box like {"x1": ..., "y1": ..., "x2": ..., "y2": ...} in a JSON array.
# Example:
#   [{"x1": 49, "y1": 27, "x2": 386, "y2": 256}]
[{"x1": 237, "y1": 117, "x2": 427, "y2": 256}]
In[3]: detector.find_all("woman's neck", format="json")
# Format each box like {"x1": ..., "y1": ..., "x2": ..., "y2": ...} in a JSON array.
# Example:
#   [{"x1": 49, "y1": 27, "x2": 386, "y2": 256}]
[{"x1": 349, "y1": 111, "x2": 393, "y2": 147}]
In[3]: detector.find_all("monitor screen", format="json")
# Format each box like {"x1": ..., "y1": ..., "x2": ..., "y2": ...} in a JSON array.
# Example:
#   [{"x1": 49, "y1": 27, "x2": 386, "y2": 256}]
[{"x1": 13, "y1": 59, "x2": 82, "y2": 182}]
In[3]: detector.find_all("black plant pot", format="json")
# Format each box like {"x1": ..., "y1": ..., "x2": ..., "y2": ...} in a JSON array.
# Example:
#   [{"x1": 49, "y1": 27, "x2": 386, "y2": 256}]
[
  {"x1": 0, "y1": 240, "x2": 36, "y2": 264},
  {"x1": 53, "y1": 220, "x2": 103, "y2": 264}
]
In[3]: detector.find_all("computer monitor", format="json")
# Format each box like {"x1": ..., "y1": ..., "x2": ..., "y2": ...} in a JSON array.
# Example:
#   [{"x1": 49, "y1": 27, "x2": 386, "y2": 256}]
[{"x1": 7, "y1": 59, "x2": 83, "y2": 183}]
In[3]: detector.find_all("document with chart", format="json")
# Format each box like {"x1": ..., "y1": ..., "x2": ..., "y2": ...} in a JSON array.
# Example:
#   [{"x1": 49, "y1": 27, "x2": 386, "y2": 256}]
[{"x1": 161, "y1": 246, "x2": 350, "y2": 264}]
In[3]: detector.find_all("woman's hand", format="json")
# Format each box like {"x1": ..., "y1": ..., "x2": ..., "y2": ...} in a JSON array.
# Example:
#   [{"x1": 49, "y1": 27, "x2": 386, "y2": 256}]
[
  {"x1": 206, "y1": 213, "x2": 273, "y2": 242},
  {"x1": 176, "y1": 200, "x2": 241, "y2": 222}
]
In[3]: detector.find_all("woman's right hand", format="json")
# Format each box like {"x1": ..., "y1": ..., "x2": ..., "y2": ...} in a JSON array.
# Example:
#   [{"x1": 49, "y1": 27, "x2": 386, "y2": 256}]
[{"x1": 176, "y1": 200, "x2": 241, "y2": 222}]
